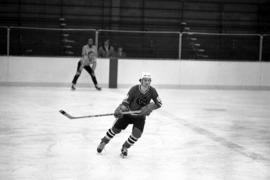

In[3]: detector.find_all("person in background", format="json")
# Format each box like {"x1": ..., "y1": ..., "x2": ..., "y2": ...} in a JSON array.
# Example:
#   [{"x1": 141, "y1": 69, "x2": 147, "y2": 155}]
[
  {"x1": 82, "y1": 38, "x2": 97, "y2": 59},
  {"x1": 98, "y1": 39, "x2": 113, "y2": 58},
  {"x1": 71, "y1": 50, "x2": 102, "y2": 91},
  {"x1": 117, "y1": 47, "x2": 126, "y2": 58}
]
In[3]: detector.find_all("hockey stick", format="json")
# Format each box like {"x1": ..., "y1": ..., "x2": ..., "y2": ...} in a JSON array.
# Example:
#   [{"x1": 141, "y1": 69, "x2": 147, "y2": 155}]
[{"x1": 59, "y1": 109, "x2": 141, "y2": 119}]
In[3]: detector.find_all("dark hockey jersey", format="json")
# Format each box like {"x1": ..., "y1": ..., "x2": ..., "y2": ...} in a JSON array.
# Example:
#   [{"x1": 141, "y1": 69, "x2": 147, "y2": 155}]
[{"x1": 122, "y1": 85, "x2": 162, "y2": 111}]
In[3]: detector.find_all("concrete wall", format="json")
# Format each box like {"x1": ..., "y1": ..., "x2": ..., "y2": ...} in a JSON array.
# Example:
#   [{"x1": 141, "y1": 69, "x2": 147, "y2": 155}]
[{"x1": 0, "y1": 56, "x2": 270, "y2": 89}]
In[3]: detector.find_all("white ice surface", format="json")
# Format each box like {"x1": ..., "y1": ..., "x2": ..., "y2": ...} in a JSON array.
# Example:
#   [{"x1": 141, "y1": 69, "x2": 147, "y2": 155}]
[{"x1": 0, "y1": 86, "x2": 270, "y2": 180}]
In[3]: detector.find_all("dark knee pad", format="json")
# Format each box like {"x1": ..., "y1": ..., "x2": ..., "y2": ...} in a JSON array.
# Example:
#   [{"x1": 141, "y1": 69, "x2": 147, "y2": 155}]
[
  {"x1": 112, "y1": 127, "x2": 121, "y2": 134},
  {"x1": 132, "y1": 127, "x2": 142, "y2": 139}
]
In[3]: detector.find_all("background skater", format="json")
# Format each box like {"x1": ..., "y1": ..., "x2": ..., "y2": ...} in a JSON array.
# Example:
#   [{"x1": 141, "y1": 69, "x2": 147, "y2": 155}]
[{"x1": 71, "y1": 51, "x2": 101, "y2": 90}]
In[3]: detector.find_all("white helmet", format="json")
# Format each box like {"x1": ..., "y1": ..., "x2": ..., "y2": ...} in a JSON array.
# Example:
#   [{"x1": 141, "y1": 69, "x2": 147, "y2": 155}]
[{"x1": 139, "y1": 72, "x2": 151, "y2": 82}]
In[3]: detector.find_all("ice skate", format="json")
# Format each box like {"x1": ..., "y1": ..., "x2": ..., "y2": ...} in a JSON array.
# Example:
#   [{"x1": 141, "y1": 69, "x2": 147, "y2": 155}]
[
  {"x1": 120, "y1": 146, "x2": 128, "y2": 158},
  {"x1": 97, "y1": 141, "x2": 107, "y2": 153},
  {"x1": 71, "y1": 84, "x2": 76, "y2": 91},
  {"x1": 95, "y1": 84, "x2": 102, "y2": 91}
]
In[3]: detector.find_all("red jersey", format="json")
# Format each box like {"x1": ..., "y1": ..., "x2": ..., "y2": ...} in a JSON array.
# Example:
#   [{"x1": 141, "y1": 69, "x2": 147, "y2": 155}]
[{"x1": 122, "y1": 85, "x2": 162, "y2": 111}]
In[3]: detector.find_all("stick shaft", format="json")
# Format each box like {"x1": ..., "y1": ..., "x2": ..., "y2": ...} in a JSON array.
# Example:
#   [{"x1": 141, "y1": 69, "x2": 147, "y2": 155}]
[
  {"x1": 59, "y1": 110, "x2": 141, "y2": 119},
  {"x1": 73, "y1": 113, "x2": 114, "y2": 119}
]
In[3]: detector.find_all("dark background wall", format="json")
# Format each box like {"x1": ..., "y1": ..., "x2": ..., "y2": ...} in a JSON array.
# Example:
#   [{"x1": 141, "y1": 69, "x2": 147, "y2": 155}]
[
  {"x1": 1, "y1": 0, "x2": 269, "y2": 33},
  {"x1": 0, "y1": 0, "x2": 269, "y2": 60}
]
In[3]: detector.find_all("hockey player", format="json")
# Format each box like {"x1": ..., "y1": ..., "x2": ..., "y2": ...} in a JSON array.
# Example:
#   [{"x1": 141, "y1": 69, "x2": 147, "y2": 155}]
[
  {"x1": 97, "y1": 72, "x2": 162, "y2": 157},
  {"x1": 71, "y1": 50, "x2": 102, "y2": 90}
]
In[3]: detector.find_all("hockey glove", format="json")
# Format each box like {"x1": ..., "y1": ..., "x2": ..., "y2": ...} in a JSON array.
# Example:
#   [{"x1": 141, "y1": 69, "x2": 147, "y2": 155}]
[
  {"x1": 114, "y1": 104, "x2": 129, "y2": 118},
  {"x1": 140, "y1": 102, "x2": 157, "y2": 116}
]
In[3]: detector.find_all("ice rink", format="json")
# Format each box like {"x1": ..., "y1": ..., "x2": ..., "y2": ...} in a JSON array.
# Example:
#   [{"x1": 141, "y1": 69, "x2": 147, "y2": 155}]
[{"x1": 0, "y1": 86, "x2": 270, "y2": 180}]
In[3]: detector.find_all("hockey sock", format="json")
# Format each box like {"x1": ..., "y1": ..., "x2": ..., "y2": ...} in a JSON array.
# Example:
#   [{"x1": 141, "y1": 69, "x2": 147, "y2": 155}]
[
  {"x1": 123, "y1": 135, "x2": 138, "y2": 148},
  {"x1": 103, "y1": 128, "x2": 117, "y2": 142}
]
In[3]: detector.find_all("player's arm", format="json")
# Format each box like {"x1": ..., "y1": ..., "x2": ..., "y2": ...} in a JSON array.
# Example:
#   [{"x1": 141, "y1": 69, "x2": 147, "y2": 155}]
[
  {"x1": 114, "y1": 87, "x2": 135, "y2": 118},
  {"x1": 152, "y1": 95, "x2": 162, "y2": 109},
  {"x1": 91, "y1": 59, "x2": 97, "y2": 71},
  {"x1": 93, "y1": 46, "x2": 98, "y2": 57},
  {"x1": 122, "y1": 86, "x2": 136, "y2": 108},
  {"x1": 140, "y1": 89, "x2": 162, "y2": 116},
  {"x1": 82, "y1": 46, "x2": 88, "y2": 58}
]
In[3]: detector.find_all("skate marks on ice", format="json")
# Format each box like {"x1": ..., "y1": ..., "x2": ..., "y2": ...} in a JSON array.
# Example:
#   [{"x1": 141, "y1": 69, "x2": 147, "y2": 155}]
[{"x1": 160, "y1": 109, "x2": 270, "y2": 163}]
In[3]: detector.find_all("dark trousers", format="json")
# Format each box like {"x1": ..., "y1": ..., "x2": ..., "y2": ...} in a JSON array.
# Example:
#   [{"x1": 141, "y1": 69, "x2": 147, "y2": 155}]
[
  {"x1": 72, "y1": 61, "x2": 98, "y2": 85},
  {"x1": 113, "y1": 114, "x2": 146, "y2": 132}
]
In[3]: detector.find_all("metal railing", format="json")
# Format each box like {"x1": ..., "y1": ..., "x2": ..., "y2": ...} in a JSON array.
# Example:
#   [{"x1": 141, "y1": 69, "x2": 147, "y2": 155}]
[{"x1": 0, "y1": 26, "x2": 269, "y2": 61}]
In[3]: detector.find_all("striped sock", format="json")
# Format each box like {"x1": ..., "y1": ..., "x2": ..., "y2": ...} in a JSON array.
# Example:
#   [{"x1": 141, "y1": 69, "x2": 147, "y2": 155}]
[
  {"x1": 124, "y1": 135, "x2": 138, "y2": 148},
  {"x1": 105, "y1": 128, "x2": 116, "y2": 140}
]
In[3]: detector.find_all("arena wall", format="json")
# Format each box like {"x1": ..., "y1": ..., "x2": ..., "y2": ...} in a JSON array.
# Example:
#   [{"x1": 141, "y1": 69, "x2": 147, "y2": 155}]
[
  {"x1": 0, "y1": 56, "x2": 109, "y2": 87},
  {"x1": 0, "y1": 56, "x2": 269, "y2": 89}
]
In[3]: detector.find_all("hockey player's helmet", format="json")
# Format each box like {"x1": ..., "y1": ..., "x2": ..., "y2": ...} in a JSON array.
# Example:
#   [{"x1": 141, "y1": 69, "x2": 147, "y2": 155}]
[{"x1": 139, "y1": 72, "x2": 151, "y2": 82}]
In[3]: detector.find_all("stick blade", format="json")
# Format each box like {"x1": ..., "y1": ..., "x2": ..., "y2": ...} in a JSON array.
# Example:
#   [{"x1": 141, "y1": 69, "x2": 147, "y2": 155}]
[
  {"x1": 59, "y1": 109, "x2": 66, "y2": 114},
  {"x1": 59, "y1": 109, "x2": 74, "y2": 119}
]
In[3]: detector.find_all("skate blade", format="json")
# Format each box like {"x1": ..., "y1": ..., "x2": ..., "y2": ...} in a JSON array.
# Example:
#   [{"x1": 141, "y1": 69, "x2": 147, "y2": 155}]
[{"x1": 120, "y1": 153, "x2": 127, "y2": 159}]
